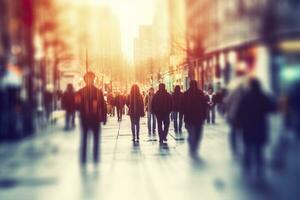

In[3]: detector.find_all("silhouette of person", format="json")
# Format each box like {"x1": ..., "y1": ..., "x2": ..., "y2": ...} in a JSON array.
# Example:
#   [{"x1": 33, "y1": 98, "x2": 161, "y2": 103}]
[
  {"x1": 206, "y1": 88, "x2": 217, "y2": 124},
  {"x1": 237, "y1": 78, "x2": 275, "y2": 177},
  {"x1": 126, "y1": 84, "x2": 144, "y2": 142},
  {"x1": 224, "y1": 75, "x2": 248, "y2": 157},
  {"x1": 145, "y1": 87, "x2": 156, "y2": 136},
  {"x1": 75, "y1": 72, "x2": 107, "y2": 164},
  {"x1": 182, "y1": 80, "x2": 207, "y2": 158},
  {"x1": 115, "y1": 91, "x2": 126, "y2": 121},
  {"x1": 172, "y1": 85, "x2": 184, "y2": 134},
  {"x1": 152, "y1": 83, "x2": 173, "y2": 144},
  {"x1": 62, "y1": 83, "x2": 76, "y2": 130}
]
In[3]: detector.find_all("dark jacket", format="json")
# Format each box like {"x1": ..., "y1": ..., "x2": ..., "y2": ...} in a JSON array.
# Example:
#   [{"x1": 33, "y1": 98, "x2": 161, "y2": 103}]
[
  {"x1": 237, "y1": 90, "x2": 275, "y2": 145},
  {"x1": 62, "y1": 91, "x2": 76, "y2": 112},
  {"x1": 115, "y1": 94, "x2": 126, "y2": 109},
  {"x1": 172, "y1": 91, "x2": 183, "y2": 112},
  {"x1": 151, "y1": 89, "x2": 173, "y2": 118},
  {"x1": 182, "y1": 88, "x2": 207, "y2": 125},
  {"x1": 127, "y1": 94, "x2": 144, "y2": 118},
  {"x1": 145, "y1": 93, "x2": 154, "y2": 113},
  {"x1": 76, "y1": 85, "x2": 107, "y2": 124}
]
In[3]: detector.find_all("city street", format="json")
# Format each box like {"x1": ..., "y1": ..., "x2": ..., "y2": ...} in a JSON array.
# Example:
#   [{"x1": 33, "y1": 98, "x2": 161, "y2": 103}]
[{"x1": 1, "y1": 114, "x2": 300, "y2": 200}]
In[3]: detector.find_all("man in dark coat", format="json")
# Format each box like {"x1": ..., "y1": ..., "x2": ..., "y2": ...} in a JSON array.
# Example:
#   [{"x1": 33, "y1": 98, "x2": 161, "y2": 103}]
[
  {"x1": 62, "y1": 83, "x2": 76, "y2": 130},
  {"x1": 172, "y1": 85, "x2": 184, "y2": 134},
  {"x1": 115, "y1": 92, "x2": 126, "y2": 121},
  {"x1": 76, "y1": 71, "x2": 107, "y2": 164},
  {"x1": 237, "y1": 78, "x2": 275, "y2": 177},
  {"x1": 145, "y1": 87, "x2": 156, "y2": 136},
  {"x1": 182, "y1": 80, "x2": 207, "y2": 158},
  {"x1": 152, "y1": 83, "x2": 173, "y2": 144}
]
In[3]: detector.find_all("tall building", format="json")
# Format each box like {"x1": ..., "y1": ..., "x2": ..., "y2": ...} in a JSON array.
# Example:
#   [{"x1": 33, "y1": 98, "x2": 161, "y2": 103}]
[
  {"x1": 75, "y1": 6, "x2": 123, "y2": 83},
  {"x1": 134, "y1": 25, "x2": 153, "y2": 84}
]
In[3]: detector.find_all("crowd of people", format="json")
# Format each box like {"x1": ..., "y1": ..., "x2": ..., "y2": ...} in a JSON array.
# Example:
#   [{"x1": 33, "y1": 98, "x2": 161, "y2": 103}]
[{"x1": 59, "y1": 70, "x2": 284, "y2": 179}]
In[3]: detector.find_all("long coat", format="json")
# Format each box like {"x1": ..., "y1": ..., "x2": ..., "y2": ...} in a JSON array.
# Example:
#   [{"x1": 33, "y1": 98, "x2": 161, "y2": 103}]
[
  {"x1": 151, "y1": 89, "x2": 173, "y2": 118},
  {"x1": 76, "y1": 85, "x2": 107, "y2": 125},
  {"x1": 237, "y1": 91, "x2": 275, "y2": 145},
  {"x1": 182, "y1": 88, "x2": 207, "y2": 125},
  {"x1": 127, "y1": 94, "x2": 144, "y2": 118},
  {"x1": 172, "y1": 91, "x2": 183, "y2": 113}
]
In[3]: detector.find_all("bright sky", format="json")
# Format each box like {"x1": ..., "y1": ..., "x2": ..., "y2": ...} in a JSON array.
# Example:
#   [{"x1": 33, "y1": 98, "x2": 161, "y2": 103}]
[{"x1": 74, "y1": 0, "x2": 156, "y2": 62}]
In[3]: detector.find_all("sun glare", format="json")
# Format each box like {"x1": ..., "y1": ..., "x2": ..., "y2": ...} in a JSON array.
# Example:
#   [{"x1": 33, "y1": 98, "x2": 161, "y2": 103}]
[{"x1": 74, "y1": 0, "x2": 156, "y2": 62}]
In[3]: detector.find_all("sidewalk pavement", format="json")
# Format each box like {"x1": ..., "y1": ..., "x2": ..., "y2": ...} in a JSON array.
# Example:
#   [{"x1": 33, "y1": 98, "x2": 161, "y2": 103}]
[{"x1": 0, "y1": 115, "x2": 300, "y2": 200}]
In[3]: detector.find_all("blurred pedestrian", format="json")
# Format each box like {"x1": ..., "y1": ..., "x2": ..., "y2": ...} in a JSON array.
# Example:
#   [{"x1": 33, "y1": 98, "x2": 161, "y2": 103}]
[
  {"x1": 107, "y1": 92, "x2": 115, "y2": 117},
  {"x1": 44, "y1": 86, "x2": 54, "y2": 124},
  {"x1": 152, "y1": 83, "x2": 173, "y2": 144},
  {"x1": 127, "y1": 84, "x2": 145, "y2": 142},
  {"x1": 224, "y1": 76, "x2": 248, "y2": 157},
  {"x1": 62, "y1": 83, "x2": 76, "y2": 130},
  {"x1": 172, "y1": 85, "x2": 183, "y2": 134},
  {"x1": 145, "y1": 87, "x2": 156, "y2": 136},
  {"x1": 237, "y1": 78, "x2": 275, "y2": 177},
  {"x1": 182, "y1": 80, "x2": 207, "y2": 159},
  {"x1": 206, "y1": 88, "x2": 217, "y2": 124},
  {"x1": 75, "y1": 72, "x2": 107, "y2": 164},
  {"x1": 115, "y1": 91, "x2": 126, "y2": 121}
]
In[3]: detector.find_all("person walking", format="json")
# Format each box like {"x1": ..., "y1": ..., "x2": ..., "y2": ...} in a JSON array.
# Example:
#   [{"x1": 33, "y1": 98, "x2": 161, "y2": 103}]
[
  {"x1": 127, "y1": 84, "x2": 144, "y2": 142},
  {"x1": 107, "y1": 92, "x2": 115, "y2": 117},
  {"x1": 145, "y1": 87, "x2": 156, "y2": 136},
  {"x1": 75, "y1": 72, "x2": 107, "y2": 164},
  {"x1": 206, "y1": 88, "x2": 217, "y2": 124},
  {"x1": 172, "y1": 85, "x2": 184, "y2": 134},
  {"x1": 115, "y1": 91, "x2": 126, "y2": 121},
  {"x1": 152, "y1": 83, "x2": 173, "y2": 144},
  {"x1": 224, "y1": 70, "x2": 248, "y2": 157},
  {"x1": 62, "y1": 83, "x2": 76, "y2": 130},
  {"x1": 237, "y1": 78, "x2": 275, "y2": 177},
  {"x1": 182, "y1": 80, "x2": 207, "y2": 159}
]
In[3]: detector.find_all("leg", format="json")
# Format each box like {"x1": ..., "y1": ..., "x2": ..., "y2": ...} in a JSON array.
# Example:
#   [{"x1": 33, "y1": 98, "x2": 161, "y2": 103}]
[
  {"x1": 136, "y1": 117, "x2": 140, "y2": 140},
  {"x1": 80, "y1": 125, "x2": 89, "y2": 163},
  {"x1": 163, "y1": 115, "x2": 170, "y2": 141},
  {"x1": 117, "y1": 108, "x2": 120, "y2": 120},
  {"x1": 230, "y1": 126, "x2": 238, "y2": 156},
  {"x1": 212, "y1": 106, "x2": 216, "y2": 124},
  {"x1": 207, "y1": 109, "x2": 210, "y2": 124},
  {"x1": 157, "y1": 117, "x2": 163, "y2": 142},
  {"x1": 243, "y1": 143, "x2": 253, "y2": 174},
  {"x1": 119, "y1": 108, "x2": 122, "y2": 120},
  {"x1": 187, "y1": 125, "x2": 196, "y2": 154},
  {"x1": 152, "y1": 113, "x2": 156, "y2": 134},
  {"x1": 92, "y1": 124, "x2": 101, "y2": 163},
  {"x1": 147, "y1": 112, "x2": 151, "y2": 134},
  {"x1": 255, "y1": 144, "x2": 265, "y2": 177},
  {"x1": 173, "y1": 112, "x2": 178, "y2": 133},
  {"x1": 71, "y1": 112, "x2": 75, "y2": 128},
  {"x1": 179, "y1": 113, "x2": 183, "y2": 133},
  {"x1": 65, "y1": 111, "x2": 70, "y2": 130},
  {"x1": 130, "y1": 117, "x2": 136, "y2": 140}
]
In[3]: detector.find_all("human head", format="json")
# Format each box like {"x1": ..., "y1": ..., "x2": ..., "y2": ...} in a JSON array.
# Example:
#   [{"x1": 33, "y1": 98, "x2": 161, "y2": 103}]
[
  {"x1": 249, "y1": 78, "x2": 262, "y2": 94},
  {"x1": 130, "y1": 84, "x2": 140, "y2": 96},
  {"x1": 158, "y1": 83, "x2": 166, "y2": 91},
  {"x1": 149, "y1": 87, "x2": 154, "y2": 94},
  {"x1": 67, "y1": 83, "x2": 74, "y2": 92},
  {"x1": 174, "y1": 85, "x2": 181, "y2": 93},
  {"x1": 189, "y1": 80, "x2": 198, "y2": 90},
  {"x1": 208, "y1": 88, "x2": 213, "y2": 94},
  {"x1": 83, "y1": 71, "x2": 95, "y2": 86}
]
